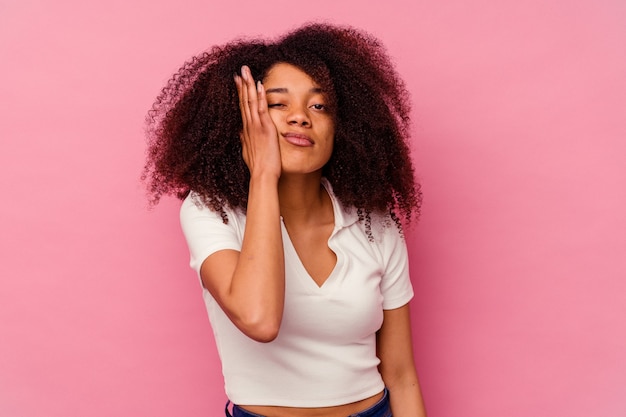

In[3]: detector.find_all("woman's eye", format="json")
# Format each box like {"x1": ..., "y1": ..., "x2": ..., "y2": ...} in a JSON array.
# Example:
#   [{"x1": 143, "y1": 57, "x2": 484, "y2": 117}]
[{"x1": 310, "y1": 104, "x2": 326, "y2": 110}]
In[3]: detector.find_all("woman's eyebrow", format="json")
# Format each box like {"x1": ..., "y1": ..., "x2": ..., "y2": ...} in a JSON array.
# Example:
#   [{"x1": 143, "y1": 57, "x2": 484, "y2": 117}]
[
  {"x1": 265, "y1": 87, "x2": 288, "y2": 94},
  {"x1": 265, "y1": 87, "x2": 324, "y2": 94}
]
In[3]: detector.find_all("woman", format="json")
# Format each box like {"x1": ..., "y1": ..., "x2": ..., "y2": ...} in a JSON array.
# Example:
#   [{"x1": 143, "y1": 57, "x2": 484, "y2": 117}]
[{"x1": 143, "y1": 23, "x2": 426, "y2": 417}]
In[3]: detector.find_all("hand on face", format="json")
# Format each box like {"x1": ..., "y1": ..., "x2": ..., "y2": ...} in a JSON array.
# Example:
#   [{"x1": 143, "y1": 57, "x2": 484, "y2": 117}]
[{"x1": 234, "y1": 66, "x2": 282, "y2": 180}]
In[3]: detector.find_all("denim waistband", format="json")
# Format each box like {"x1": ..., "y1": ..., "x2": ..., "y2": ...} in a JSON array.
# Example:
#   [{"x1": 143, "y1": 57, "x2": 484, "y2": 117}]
[{"x1": 225, "y1": 388, "x2": 391, "y2": 417}]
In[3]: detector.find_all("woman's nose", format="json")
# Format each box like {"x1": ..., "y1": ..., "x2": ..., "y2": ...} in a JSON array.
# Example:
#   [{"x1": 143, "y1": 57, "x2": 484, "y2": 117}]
[{"x1": 287, "y1": 107, "x2": 310, "y2": 126}]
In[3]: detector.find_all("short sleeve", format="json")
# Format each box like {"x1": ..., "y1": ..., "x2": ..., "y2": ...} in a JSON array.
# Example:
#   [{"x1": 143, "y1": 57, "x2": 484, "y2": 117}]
[
  {"x1": 179, "y1": 193, "x2": 243, "y2": 275},
  {"x1": 378, "y1": 226, "x2": 414, "y2": 310}
]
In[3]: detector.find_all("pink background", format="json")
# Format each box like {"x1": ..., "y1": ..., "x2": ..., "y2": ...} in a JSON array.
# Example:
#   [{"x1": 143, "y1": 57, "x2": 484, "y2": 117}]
[{"x1": 1, "y1": 0, "x2": 625, "y2": 416}]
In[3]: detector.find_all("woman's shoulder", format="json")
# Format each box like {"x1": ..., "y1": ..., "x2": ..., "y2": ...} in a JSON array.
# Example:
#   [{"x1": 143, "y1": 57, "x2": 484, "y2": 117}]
[{"x1": 180, "y1": 191, "x2": 245, "y2": 226}]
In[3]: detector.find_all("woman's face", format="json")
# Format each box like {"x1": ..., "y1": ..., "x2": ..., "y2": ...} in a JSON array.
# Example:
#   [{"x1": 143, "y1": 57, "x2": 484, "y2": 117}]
[{"x1": 263, "y1": 63, "x2": 335, "y2": 176}]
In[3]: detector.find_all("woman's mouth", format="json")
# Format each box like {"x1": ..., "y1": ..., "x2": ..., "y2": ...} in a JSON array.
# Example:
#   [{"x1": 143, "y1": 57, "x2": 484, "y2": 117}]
[{"x1": 282, "y1": 132, "x2": 314, "y2": 147}]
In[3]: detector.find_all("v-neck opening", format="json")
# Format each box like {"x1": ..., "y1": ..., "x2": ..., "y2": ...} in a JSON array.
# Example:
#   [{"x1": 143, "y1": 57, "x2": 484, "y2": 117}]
[
  {"x1": 280, "y1": 183, "x2": 341, "y2": 290},
  {"x1": 281, "y1": 224, "x2": 339, "y2": 290}
]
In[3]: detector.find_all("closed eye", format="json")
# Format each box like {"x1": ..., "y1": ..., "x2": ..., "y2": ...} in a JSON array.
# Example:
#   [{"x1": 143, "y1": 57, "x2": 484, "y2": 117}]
[{"x1": 268, "y1": 103, "x2": 286, "y2": 108}]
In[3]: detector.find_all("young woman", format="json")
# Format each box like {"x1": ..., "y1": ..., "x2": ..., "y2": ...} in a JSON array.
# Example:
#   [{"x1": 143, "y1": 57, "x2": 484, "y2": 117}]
[{"x1": 143, "y1": 23, "x2": 427, "y2": 417}]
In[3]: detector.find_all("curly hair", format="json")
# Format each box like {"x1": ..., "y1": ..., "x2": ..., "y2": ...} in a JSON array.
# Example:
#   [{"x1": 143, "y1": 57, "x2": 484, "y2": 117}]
[{"x1": 143, "y1": 23, "x2": 422, "y2": 230}]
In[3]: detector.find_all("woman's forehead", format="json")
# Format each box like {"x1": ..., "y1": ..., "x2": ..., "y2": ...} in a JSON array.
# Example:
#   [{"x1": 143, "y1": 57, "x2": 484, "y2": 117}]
[{"x1": 264, "y1": 63, "x2": 322, "y2": 90}]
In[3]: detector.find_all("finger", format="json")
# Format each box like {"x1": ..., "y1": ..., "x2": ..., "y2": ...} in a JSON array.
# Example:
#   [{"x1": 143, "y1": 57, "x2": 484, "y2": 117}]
[
  {"x1": 234, "y1": 73, "x2": 243, "y2": 106},
  {"x1": 242, "y1": 66, "x2": 261, "y2": 125},
  {"x1": 234, "y1": 74, "x2": 246, "y2": 123},
  {"x1": 239, "y1": 68, "x2": 252, "y2": 128},
  {"x1": 235, "y1": 75, "x2": 252, "y2": 157},
  {"x1": 256, "y1": 80, "x2": 268, "y2": 121},
  {"x1": 257, "y1": 81, "x2": 278, "y2": 136}
]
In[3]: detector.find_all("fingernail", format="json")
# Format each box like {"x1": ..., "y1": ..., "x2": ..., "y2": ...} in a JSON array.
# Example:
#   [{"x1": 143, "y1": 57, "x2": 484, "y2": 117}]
[{"x1": 257, "y1": 80, "x2": 262, "y2": 92}]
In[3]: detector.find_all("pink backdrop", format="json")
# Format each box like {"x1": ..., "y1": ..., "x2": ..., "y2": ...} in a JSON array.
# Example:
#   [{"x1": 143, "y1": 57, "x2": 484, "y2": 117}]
[{"x1": 1, "y1": 0, "x2": 624, "y2": 416}]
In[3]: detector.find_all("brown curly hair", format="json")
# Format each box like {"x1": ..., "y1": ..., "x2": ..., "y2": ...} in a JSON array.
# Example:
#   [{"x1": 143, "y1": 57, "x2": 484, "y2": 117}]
[{"x1": 143, "y1": 23, "x2": 422, "y2": 229}]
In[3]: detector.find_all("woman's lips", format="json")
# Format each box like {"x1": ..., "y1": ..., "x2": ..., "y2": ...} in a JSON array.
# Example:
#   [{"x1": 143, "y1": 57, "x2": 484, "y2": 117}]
[{"x1": 282, "y1": 132, "x2": 314, "y2": 147}]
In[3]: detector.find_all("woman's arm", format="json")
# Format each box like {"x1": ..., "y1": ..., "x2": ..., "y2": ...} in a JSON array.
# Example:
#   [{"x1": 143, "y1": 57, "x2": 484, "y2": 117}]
[
  {"x1": 200, "y1": 66, "x2": 285, "y2": 343},
  {"x1": 377, "y1": 303, "x2": 427, "y2": 416}
]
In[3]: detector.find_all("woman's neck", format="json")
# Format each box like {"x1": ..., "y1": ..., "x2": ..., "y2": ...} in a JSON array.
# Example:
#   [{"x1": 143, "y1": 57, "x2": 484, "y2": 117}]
[{"x1": 278, "y1": 173, "x2": 331, "y2": 227}]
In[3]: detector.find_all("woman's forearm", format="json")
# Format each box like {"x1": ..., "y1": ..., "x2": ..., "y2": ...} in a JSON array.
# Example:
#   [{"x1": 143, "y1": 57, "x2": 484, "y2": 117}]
[{"x1": 226, "y1": 174, "x2": 285, "y2": 342}]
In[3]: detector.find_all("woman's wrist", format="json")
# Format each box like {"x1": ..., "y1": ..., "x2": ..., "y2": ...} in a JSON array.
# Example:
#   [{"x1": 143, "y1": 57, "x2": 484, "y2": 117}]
[{"x1": 249, "y1": 170, "x2": 280, "y2": 186}]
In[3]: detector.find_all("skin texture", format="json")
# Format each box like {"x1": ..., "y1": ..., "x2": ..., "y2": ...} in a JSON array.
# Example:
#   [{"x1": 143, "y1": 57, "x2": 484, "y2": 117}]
[
  {"x1": 264, "y1": 63, "x2": 335, "y2": 179},
  {"x1": 144, "y1": 24, "x2": 427, "y2": 416}
]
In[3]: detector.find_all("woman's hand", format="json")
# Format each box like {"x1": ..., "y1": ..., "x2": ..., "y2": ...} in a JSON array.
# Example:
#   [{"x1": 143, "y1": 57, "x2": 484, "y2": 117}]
[
  {"x1": 234, "y1": 65, "x2": 281, "y2": 180},
  {"x1": 196, "y1": 66, "x2": 286, "y2": 343}
]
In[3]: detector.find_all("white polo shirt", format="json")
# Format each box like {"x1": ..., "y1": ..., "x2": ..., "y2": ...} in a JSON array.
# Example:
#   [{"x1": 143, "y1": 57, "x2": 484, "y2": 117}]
[{"x1": 180, "y1": 178, "x2": 414, "y2": 407}]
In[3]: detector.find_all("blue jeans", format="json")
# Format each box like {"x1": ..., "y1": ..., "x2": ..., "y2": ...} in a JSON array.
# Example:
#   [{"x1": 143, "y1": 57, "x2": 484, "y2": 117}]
[{"x1": 225, "y1": 389, "x2": 391, "y2": 417}]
